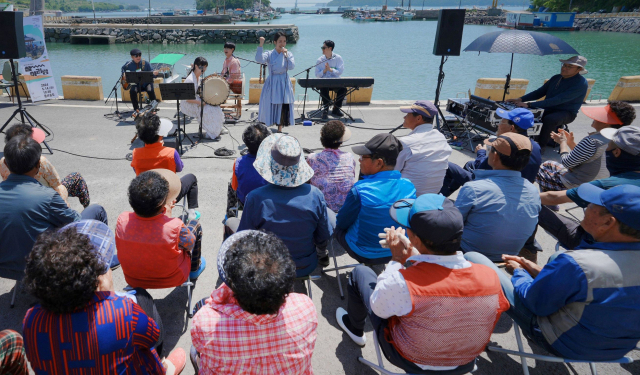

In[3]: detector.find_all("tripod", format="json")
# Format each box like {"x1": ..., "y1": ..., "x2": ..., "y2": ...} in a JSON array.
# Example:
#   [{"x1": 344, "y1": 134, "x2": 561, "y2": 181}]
[
  {"x1": 0, "y1": 59, "x2": 52, "y2": 154},
  {"x1": 104, "y1": 75, "x2": 123, "y2": 118},
  {"x1": 433, "y1": 55, "x2": 454, "y2": 138}
]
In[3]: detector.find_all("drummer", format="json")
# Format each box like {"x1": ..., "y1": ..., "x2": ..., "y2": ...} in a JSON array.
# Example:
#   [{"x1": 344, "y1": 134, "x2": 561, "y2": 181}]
[
  {"x1": 182, "y1": 57, "x2": 225, "y2": 140},
  {"x1": 222, "y1": 42, "x2": 242, "y2": 82}
]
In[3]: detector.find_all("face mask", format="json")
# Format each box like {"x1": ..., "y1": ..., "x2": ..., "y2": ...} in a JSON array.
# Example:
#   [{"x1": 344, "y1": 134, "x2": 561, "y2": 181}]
[{"x1": 606, "y1": 149, "x2": 640, "y2": 175}]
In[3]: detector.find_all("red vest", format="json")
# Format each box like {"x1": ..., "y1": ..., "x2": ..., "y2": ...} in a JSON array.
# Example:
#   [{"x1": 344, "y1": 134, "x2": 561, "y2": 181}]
[
  {"x1": 131, "y1": 142, "x2": 177, "y2": 175},
  {"x1": 115, "y1": 212, "x2": 189, "y2": 289},
  {"x1": 386, "y1": 262, "x2": 509, "y2": 367}
]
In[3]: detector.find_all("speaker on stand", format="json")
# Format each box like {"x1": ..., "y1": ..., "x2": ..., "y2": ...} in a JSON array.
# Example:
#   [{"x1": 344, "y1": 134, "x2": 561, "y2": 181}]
[{"x1": 0, "y1": 11, "x2": 53, "y2": 154}]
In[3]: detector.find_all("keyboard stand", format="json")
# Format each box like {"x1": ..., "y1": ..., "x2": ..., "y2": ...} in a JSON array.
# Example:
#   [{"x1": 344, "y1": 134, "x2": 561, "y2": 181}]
[{"x1": 297, "y1": 86, "x2": 358, "y2": 123}]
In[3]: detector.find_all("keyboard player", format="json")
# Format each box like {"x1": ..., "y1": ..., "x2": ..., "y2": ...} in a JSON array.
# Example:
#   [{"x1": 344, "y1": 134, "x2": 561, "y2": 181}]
[{"x1": 316, "y1": 40, "x2": 346, "y2": 119}]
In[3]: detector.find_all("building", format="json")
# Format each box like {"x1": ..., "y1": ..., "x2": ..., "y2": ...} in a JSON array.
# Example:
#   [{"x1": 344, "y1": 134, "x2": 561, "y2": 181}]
[
  {"x1": 505, "y1": 11, "x2": 534, "y2": 27},
  {"x1": 532, "y1": 12, "x2": 576, "y2": 28}
]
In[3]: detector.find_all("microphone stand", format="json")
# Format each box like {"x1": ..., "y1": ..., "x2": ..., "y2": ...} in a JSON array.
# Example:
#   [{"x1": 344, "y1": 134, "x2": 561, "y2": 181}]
[
  {"x1": 293, "y1": 56, "x2": 334, "y2": 122},
  {"x1": 389, "y1": 123, "x2": 405, "y2": 134},
  {"x1": 104, "y1": 76, "x2": 122, "y2": 118}
]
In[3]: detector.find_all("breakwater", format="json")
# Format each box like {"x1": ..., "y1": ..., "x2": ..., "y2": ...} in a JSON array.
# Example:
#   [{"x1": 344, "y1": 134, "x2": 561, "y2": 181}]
[
  {"x1": 43, "y1": 24, "x2": 299, "y2": 44},
  {"x1": 574, "y1": 16, "x2": 640, "y2": 33},
  {"x1": 48, "y1": 15, "x2": 232, "y2": 25},
  {"x1": 411, "y1": 9, "x2": 504, "y2": 25}
]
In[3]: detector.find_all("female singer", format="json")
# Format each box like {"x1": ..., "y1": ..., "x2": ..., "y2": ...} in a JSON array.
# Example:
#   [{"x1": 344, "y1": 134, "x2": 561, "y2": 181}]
[
  {"x1": 256, "y1": 32, "x2": 295, "y2": 133},
  {"x1": 182, "y1": 57, "x2": 224, "y2": 139}
]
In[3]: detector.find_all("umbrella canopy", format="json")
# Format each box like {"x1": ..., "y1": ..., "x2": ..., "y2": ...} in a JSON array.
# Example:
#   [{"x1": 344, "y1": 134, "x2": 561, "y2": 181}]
[{"x1": 464, "y1": 30, "x2": 579, "y2": 56}]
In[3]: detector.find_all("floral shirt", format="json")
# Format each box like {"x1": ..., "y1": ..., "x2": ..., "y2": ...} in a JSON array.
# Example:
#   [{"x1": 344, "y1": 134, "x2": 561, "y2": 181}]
[
  {"x1": 307, "y1": 149, "x2": 356, "y2": 212},
  {"x1": 1, "y1": 156, "x2": 68, "y2": 202}
]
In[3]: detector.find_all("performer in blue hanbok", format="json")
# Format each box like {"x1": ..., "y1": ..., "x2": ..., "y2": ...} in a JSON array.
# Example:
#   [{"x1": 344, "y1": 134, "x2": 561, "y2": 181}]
[{"x1": 256, "y1": 32, "x2": 295, "y2": 133}]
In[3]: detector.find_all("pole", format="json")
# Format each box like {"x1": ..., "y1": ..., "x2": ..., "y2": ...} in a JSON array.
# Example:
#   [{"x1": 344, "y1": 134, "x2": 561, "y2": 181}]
[
  {"x1": 502, "y1": 53, "x2": 514, "y2": 101},
  {"x1": 147, "y1": 0, "x2": 151, "y2": 62},
  {"x1": 422, "y1": 0, "x2": 424, "y2": 10},
  {"x1": 91, "y1": 0, "x2": 96, "y2": 23}
]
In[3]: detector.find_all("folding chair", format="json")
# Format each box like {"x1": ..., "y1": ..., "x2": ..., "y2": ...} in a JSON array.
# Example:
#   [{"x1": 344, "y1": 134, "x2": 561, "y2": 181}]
[
  {"x1": 487, "y1": 320, "x2": 634, "y2": 375},
  {"x1": 322, "y1": 238, "x2": 360, "y2": 300},
  {"x1": 295, "y1": 274, "x2": 321, "y2": 299},
  {"x1": 10, "y1": 280, "x2": 19, "y2": 308},
  {"x1": 124, "y1": 277, "x2": 194, "y2": 318}
]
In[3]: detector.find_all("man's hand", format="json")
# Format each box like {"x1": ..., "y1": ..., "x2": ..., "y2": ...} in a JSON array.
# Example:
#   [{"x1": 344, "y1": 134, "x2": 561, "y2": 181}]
[
  {"x1": 386, "y1": 226, "x2": 418, "y2": 264},
  {"x1": 475, "y1": 144, "x2": 486, "y2": 153},
  {"x1": 550, "y1": 130, "x2": 567, "y2": 144},
  {"x1": 153, "y1": 69, "x2": 159, "y2": 76},
  {"x1": 506, "y1": 98, "x2": 522, "y2": 103},
  {"x1": 323, "y1": 62, "x2": 330, "y2": 74},
  {"x1": 515, "y1": 101, "x2": 529, "y2": 108},
  {"x1": 502, "y1": 255, "x2": 543, "y2": 277},
  {"x1": 259, "y1": 36, "x2": 265, "y2": 46}
]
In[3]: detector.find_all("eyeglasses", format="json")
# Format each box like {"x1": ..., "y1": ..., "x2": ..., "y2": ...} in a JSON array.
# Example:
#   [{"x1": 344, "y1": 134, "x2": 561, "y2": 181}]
[
  {"x1": 132, "y1": 54, "x2": 141, "y2": 57},
  {"x1": 321, "y1": 46, "x2": 327, "y2": 50}
]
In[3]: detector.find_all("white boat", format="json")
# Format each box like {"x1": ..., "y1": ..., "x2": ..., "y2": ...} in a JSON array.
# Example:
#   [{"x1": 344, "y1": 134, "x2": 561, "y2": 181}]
[{"x1": 402, "y1": 11, "x2": 414, "y2": 20}]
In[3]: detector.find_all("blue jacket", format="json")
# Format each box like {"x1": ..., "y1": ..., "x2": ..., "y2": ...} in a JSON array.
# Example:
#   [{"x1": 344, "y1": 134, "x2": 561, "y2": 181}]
[
  {"x1": 513, "y1": 242, "x2": 640, "y2": 360},
  {"x1": 336, "y1": 170, "x2": 416, "y2": 259},
  {"x1": 521, "y1": 74, "x2": 588, "y2": 115},
  {"x1": 234, "y1": 154, "x2": 267, "y2": 204},
  {"x1": 473, "y1": 139, "x2": 542, "y2": 184}
]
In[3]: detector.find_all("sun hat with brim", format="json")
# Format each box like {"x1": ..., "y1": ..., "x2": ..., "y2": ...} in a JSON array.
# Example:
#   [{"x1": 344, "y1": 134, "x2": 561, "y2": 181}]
[
  {"x1": 158, "y1": 118, "x2": 176, "y2": 137},
  {"x1": 559, "y1": 55, "x2": 588, "y2": 75},
  {"x1": 339, "y1": 125, "x2": 352, "y2": 143},
  {"x1": 600, "y1": 126, "x2": 640, "y2": 156},
  {"x1": 147, "y1": 168, "x2": 181, "y2": 203},
  {"x1": 389, "y1": 194, "x2": 463, "y2": 245},
  {"x1": 576, "y1": 183, "x2": 640, "y2": 231},
  {"x1": 253, "y1": 133, "x2": 313, "y2": 187},
  {"x1": 399, "y1": 100, "x2": 438, "y2": 119},
  {"x1": 582, "y1": 105, "x2": 623, "y2": 125},
  {"x1": 495, "y1": 108, "x2": 534, "y2": 130},
  {"x1": 31, "y1": 128, "x2": 46, "y2": 143},
  {"x1": 60, "y1": 220, "x2": 116, "y2": 275},
  {"x1": 217, "y1": 230, "x2": 268, "y2": 284}
]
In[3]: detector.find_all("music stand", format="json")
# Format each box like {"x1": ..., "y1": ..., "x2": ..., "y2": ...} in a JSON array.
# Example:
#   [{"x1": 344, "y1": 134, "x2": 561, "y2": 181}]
[
  {"x1": 159, "y1": 83, "x2": 196, "y2": 155},
  {"x1": 125, "y1": 71, "x2": 155, "y2": 114}
]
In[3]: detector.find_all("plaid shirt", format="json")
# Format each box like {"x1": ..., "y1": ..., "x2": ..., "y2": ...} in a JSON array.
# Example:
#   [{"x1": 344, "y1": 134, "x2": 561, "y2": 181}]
[{"x1": 191, "y1": 284, "x2": 318, "y2": 374}]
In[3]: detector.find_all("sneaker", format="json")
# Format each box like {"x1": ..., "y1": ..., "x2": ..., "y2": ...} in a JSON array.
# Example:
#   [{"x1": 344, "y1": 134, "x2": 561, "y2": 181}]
[
  {"x1": 318, "y1": 255, "x2": 330, "y2": 268},
  {"x1": 189, "y1": 345, "x2": 199, "y2": 374},
  {"x1": 321, "y1": 110, "x2": 328, "y2": 120},
  {"x1": 331, "y1": 108, "x2": 344, "y2": 117},
  {"x1": 336, "y1": 307, "x2": 366, "y2": 347},
  {"x1": 188, "y1": 209, "x2": 201, "y2": 221},
  {"x1": 190, "y1": 257, "x2": 207, "y2": 280},
  {"x1": 163, "y1": 348, "x2": 186, "y2": 375},
  {"x1": 221, "y1": 128, "x2": 229, "y2": 135}
]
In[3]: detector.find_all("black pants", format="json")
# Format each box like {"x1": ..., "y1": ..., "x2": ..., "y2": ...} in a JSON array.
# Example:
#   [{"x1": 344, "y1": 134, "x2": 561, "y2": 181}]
[
  {"x1": 334, "y1": 227, "x2": 391, "y2": 265},
  {"x1": 133, "y1": 288, "x2": 164, "y2": 356},
  {"x1": 280, "y1": 104, "x2": 291, "y2": 126},
  {"x1": 177, "y1": 174, "x2": 198, "y2": 209},
  {"x1": 320, "y1": 87, "x2": 348, "y2": 110},
  {"x1": 536, "y1": 110, "x2": 576, "y2": 150},
  {"x1": 130, "y1": 84, "x2": 157, "y2": 112},
  {"x1": 537, "y1": 205, "x2": 587, "y2": 249}
]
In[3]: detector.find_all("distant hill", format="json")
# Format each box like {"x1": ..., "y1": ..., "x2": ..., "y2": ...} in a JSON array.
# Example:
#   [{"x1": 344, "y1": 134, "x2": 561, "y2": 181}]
[
  {"x1": 327, "y1": 0, "x2": 531, "y2": 7},
  {"x1": 8, "y1": 0, "x2": 200, "y2": 12}
]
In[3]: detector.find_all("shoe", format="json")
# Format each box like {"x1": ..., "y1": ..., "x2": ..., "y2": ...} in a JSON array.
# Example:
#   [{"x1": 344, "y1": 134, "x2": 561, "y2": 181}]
[
  {"x1": 164, "y1": 348, "x2": 186, "y2": 375},
  {"x1": 546, "y1": 205, "x2": 560, "y2": 212},
  {"x1": 321, "y1": 110, "x2": 328, "y2": 120},
  {"x1": 189, "y1": 257, "x2": 207, "y2": 280},
  {"x1": 336, "y1": 307, "x2": 366, "y2": 347},
  {"x1": 110, "y1": 254, "x2": 121, "y2": 271},
  {"x1": 318, "y1": 255, "x2": 330, "y2": 268},
  {"x1": 189, "y1": 345, "x2": 199, "y2": 374},
  {"x1": 331, "y1": 108, "x2": 344, "y2": 117},
  {"x1": 221, "y1": 128, "x2": 229, "y2": 135},
  {"x1": 188, "y1": 209, "x2": 201, "y2": 221}
]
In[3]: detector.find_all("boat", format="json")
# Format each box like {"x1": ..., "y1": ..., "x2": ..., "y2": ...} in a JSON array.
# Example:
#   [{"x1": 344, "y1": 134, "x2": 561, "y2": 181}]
[
  {"x1": 402, "y1": 11, "x2": 414, "y2": 20},
  {"x1": 150, "y1": 53, "x2": 185, "y2": 84},
  {"x1": 162, "y1": 10, "x2": 174, "y2": 16}
]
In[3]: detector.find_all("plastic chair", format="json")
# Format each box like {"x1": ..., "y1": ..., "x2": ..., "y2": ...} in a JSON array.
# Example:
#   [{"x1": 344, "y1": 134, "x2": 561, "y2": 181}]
[
  {"x1": 1, "y1": 61, "x2": 19, "y2": 103},
  {"x1": 486, "y1": 320, "x2": 634, "y2": 375}
]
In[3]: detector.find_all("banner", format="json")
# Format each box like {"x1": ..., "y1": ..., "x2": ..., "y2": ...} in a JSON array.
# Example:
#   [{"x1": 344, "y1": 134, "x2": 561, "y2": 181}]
[{"x1": 18, "y1": 16, "x2": 58, "y2": 102}]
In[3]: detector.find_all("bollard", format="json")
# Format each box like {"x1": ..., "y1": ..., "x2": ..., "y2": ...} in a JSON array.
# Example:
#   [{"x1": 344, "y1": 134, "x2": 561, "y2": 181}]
[
  {"x1": 474, "y1": 78, "x2": 528, "y2": 101},
  {"x1": 249, "y1": 77, "x2": 296, "y2": 104},
  {"x1": 61, "y1": 75, "x2": 103, "y2": 101},
  {"x1": 608, "y1": 76, "x2": 640, "y2": 102}
]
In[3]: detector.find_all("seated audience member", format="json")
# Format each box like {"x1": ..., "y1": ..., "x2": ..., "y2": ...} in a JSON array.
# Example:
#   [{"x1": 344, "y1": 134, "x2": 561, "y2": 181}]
[
  {"x1": 1, "y1": 124, "x2": 91, "y2": 207},
  {"x1": 307, "y1": 120, "x2": 356, "y2": 212},
  {"x1": 466, "y1": 184, "x2": 640, "y2": 361},
  {"x1": 0, "y1": 136, "x2": 108, "y2": 281},
  {"x1": 456, "y1": 133, "x2": 540, "y2": 261},
  {"x1": 226, "y1": 123, "x2": 269, "y2": 217},
  {"x1": 395, "y1": 101, "x2": 452, "y2": 195},
  {"x1": 536, "y1": 102, "x2": 636, "y2": 197},
  {"x1": 539, "y1": 126, "x2": 640, "y2": 249},
  {"x1": 225, "y1": 134, "x2": 333, "y2": 275},
  {"x1": 336, "y1": 133, "x2": 416, "y2": 264},
  {"x1": 337, "y1": 194, "x2": 508, "y2": 373},
  {"x1": 132, "y1": 111, "x2": 200, "y2": 220},
  {"x1": 191, "y1": 230, "x2": 318, "y2": 374},
  {"x1": 23, "y1": 220, "x2": 186, "y2": 374},
  {"x1": 440, "y1": 108, "x2": 542, "y2": 197},
  {"x1": 0, "y1": 330, "x2": 28, "y2": 374},
  {"x1": 117, "y1": 169, "x2": 206, "y2": 288}
]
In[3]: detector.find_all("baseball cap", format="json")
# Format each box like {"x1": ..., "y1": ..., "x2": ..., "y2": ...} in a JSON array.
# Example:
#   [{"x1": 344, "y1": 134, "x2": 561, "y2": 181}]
[
  {"x1": 576, "y1": 184, "x2": 640, "y2": 231},
  {"x1": 600, "y1": 126, "x2": 640, "y2": 156},
  {"x1": 559, "y1": 55, "x2": 588, "y2": 74},
  {"x1": 60, "y1": 220, "x2": 116, "y2": 274},
  {"x1": 581, "y1": 105, "x2": 623, "y2": 125},
  {"x1": 483, "y1": 132, "x2": 532, "y2": 156},
  {"x1": 352, "y1": 133, "x2": 403, "y2": 165},
  {"x1": 495, "y1": 108, "x2": 534, "y2": 130},
  {"x1": 389, "y1": 194, "x2": 464, "y2": 246},
  {"x1": 399, "y1": 100, "x2": 438, "y2": 119},
  {"x1": 130, "y1": 48, "x2": 142, "y2": 56}
]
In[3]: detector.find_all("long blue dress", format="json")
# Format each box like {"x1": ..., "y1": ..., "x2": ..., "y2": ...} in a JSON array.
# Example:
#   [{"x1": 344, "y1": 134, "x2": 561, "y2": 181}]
[{"x1": 255, "y1": 46, "x2": 295, "y2": 126}]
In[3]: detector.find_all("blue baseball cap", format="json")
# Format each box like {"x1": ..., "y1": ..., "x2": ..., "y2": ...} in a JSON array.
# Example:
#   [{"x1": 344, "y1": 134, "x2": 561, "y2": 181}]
[
  {"x1": 577, "y1": 184, "x2": 640, "y2": 231},
  {"x1": 496, "y1": 108, "x2": 534, "y2": 130},
  {"x1": 389, "y1": 194, "x2": 463, "y2": 245},
  {"x1": 399, "y1": 100, "x2": 438, "y2": 119}
]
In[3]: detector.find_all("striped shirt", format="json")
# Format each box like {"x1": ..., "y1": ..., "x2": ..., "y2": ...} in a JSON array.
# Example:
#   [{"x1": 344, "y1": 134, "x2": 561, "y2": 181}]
[{"x1": 560, "y1": 136, "x2": 598, "y2": 170}]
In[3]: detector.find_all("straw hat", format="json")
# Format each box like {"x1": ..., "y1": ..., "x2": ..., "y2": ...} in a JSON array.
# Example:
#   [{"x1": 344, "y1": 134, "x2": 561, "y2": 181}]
[
  {"x1": 148, "y1": 168, "x2": 181, "y2": 204},
  {"x1": 253, "y1": 134, "x2": 314, "y2": 187}
]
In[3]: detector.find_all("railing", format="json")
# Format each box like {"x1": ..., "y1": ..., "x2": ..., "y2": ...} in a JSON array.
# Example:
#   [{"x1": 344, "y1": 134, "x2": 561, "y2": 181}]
[
  {"x1": 43, "y1": 16, "x2": 72, "y2": 21},
  {"x1": 575, "y1": 12, "x2": 640, "y2": 19}
]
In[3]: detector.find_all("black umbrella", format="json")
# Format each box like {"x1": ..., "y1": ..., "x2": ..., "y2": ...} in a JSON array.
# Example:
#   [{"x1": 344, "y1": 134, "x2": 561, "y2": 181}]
[{"x1": 463, "y1": 30, "x2": 579, "y2": 100}]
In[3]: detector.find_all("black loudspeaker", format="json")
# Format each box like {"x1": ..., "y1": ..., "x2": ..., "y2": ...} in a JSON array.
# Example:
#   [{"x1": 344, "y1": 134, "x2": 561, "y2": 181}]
[
  {"x1": 0, "y1": 11, "x2": 26, "y2": 59},
  {"x1": 433, "y1": 9, "x2": 466, "y2": 56}
]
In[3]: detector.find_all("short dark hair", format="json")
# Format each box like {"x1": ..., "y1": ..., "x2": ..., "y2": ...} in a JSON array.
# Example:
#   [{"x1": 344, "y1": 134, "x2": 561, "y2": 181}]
[
  {"x1": 412, "y1": 112, "x2": 432, "y2": 124},
  {"x1": 320, "y1": 120, "x2": 346, "y2": 149},
  {"x1": 128, "y1": 171, "x2": 169, "y2": 218},
  {"x1": 224, "y1": 41, "x2": 236, "y2": 50},
  {"x1": 136, "y1": 111, "x2": 161, "y2": 144},
  {"x1": 491, "y1": 147, "x2": 531, "y2": 171},
  {"x1": 370, "y1": 152, "x2": 397, "y2": 167},
  {"x1": 414, "y1": 231, "x2": 462, "y2": 256},
  {"x1": 619, "y1": 221, "x2": 640, "y2": 240},
  {"x1": 242, "y1": 123, "x2": 270, "y2": 155},
  {"x1": 4, "y1": 124, "x2": 33, "y2": 143},
  {"x1": 273, "y1": 31, "x2": 287, "y2": 43},
  {"x1": 323, "y1": 40, "x2": 335, "y2": 50},
  {"x1": 193, "y1": 56, "x2": 208, "y2": 68},
  {"x1": 3, "y1": 135, "x2": 41, "y2": 175},
  {"x1": 509, "y1": 121, "x2": 528, "y2": 136},
  {"x1": 224, "y1": 231, "x2": 296, "y2": 315},
  {"x1": 24, "y1": 228, "x2": 103, "y2": 314},
  {"x1": 609, "y1": 100, "x2": 636, "y2": 128}
]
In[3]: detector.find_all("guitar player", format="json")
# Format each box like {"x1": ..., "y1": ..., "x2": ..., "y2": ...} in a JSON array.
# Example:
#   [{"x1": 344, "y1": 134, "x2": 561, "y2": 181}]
[{"x1": 121, "y1": 48, "x2": 159, "y2": 116}]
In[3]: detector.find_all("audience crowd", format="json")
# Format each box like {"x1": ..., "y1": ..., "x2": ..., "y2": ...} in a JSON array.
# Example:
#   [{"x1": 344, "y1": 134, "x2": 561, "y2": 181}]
[{"x1": 1, "y1": 99, "x2": 640, "y2": 374}]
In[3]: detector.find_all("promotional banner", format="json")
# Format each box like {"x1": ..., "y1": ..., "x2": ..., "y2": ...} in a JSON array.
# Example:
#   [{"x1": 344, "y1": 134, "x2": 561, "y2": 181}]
[{"x1": 18, "y1": 16, "x2": 58, "y2": 102}]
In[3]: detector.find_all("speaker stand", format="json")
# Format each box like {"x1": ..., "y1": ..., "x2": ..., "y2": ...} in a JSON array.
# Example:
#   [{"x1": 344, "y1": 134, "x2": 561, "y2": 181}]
[
  {"x1": 0, "y1": 59, "x2": 53, "y2": 154},
  {"x1": 433, "y1": 55, "x2": 454, "y2": 138}
]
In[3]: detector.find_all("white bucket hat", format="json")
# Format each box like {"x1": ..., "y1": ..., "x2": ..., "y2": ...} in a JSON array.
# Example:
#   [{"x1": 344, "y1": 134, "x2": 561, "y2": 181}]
[
  {"x1": 253, "y1": 133, "x2": 314, "y2": 187},
  {"x1": 158, "y1": 118, "x2": 176, "y2": 137}
]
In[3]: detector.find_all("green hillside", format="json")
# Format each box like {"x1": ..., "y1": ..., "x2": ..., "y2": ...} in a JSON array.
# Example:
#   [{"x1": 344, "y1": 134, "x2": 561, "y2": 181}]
[
  {"x1": 532, "y1": 0, "x2": 640, "y2": 12},
  {"x1": 326, "y1": 0, "x2": 530, "y2": 7},
  {"x1": 8, "y1": 0, "x2": 199, "y2": 12}
]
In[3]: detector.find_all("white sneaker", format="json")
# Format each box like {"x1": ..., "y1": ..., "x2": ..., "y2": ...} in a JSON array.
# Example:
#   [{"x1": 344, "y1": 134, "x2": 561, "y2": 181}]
[
  {"x1": 221, "y1": 128, "x2": 229, "y2": 135},
  {"x1": 336, "y1": 307, "x2": 366, "y2": 347}
]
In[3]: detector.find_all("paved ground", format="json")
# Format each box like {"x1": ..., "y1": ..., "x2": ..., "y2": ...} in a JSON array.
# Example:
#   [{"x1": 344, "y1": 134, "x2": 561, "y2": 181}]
[{"x1": 1, "y1": 96, "x2": 639, "y2": 375}]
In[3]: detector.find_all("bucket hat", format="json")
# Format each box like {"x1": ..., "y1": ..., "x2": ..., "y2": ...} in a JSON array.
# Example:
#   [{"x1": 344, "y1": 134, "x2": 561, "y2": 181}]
[{"x1": 253, "y1": 133, "x2": 314, "y2": 187}]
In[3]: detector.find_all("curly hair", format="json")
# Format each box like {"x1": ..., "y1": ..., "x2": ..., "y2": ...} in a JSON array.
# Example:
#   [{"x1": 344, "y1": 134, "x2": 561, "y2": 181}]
[
  {"x1": 242, "y1": 123, "x2": 270, "y2": 155},
  {"x1": 4, "y1": 124, "x2": 33, "y2": 143},
  {"x1": 23, "y1": 228, "x2": 104, "y2": 314},
  {"x1": 224, "y1": 231, "x2": 296, "y2": 315},
  {"x1": 320, "y1": 120, "x2": 346, "y2": 149},
  {"x1": 135, "y1": 111, "x2": 161, "y2": 144},
  {"x1": 3, "y1": 135, "x2": 41, "y2": 175},
  {"x1": 609, "y1": 101, "x2": 636, "y2": 127},
  {"x1": 128, "y1": 171, "x2": 169, "y2": 217}
]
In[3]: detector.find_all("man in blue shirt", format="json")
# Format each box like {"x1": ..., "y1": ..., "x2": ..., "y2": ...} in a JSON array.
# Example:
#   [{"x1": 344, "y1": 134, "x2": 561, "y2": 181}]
[
  {"x1": 336, "y1": 133, "x2": 416, "y2": 264},
  {"x1": 455, "y1": 133, "x2": 540, "y2": 262},
  {"x1": 121, "y1": 48, "x2": 159, "y2": 115},
  {"x1": 316, "y1": 40, "x2": 346, "y2": 119},
  {"x1": 466, "y1": 184, "x2": 640, "y2": 361},
  {"x1": 508, "y1": 56, "x2": 589, "y2": 152}
]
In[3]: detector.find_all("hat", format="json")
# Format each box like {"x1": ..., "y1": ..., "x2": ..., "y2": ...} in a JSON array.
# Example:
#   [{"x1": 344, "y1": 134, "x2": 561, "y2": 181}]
[
  {"x1": 399, "y1": 100, "x2": 438, "y2": 119},
  {"x1": 217, "y1": 230, "x2": 267, "y2": 284},
  {"x1": 158, "y1": 118, "x2": 176, "y2": 137},
  {"x1": 559, "y1": 55, "x2": 588, "y2": 74},
  {"x1": 600, "y1": 126, "x2": 640, "y2": 156},
  {"x1": 60, "y1": 220, "x2": 116, "y2": 274},
  {"x1": 351, "y1": 133, "x2": 403, "y2": 165},
  {"x1": 389, "y1": 194, "x2": 464, "y2": 245},
  {"x1": 484, "y1": 132, "x2": 532, "y2": 156},
  {"x1": 581, "y1": 105, "x2": 623, "y2": 125},
  {"x1": 147, "y1": 168, "x2": 181, "y2": 204},
  {"x1": 576, "y1": 184, "x2": 640, "y2": 231},
  {"x1": 339, "y1": 125, "x2": 352, "y2": 142},
  {"x1": 31, "y1": 128, "x2": 45, "y2": 143},
  {"x1": 130, "y1": 48, "x2": 142, "y2": 56},
  {"x1": 495, "y1": 108, "x2": 534, "y2": 130},
  {"x1": 253, "y1": 134, "x2": 314, "y2": 187}
]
